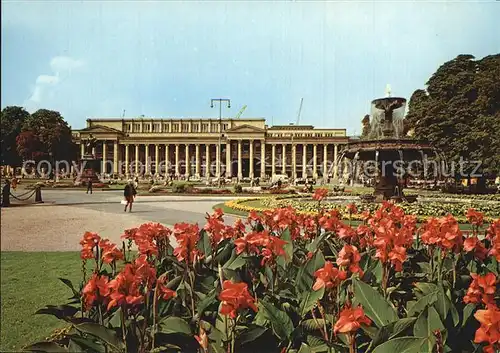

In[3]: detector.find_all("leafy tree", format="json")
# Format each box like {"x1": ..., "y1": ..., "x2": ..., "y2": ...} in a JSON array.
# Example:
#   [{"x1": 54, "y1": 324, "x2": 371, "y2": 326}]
[
  {"x1": 406, "y1": 54, "x2": 500, "y2": 175},
  {"x1": 16, "y1": 131, "x2": 44, "y2": 162},
  {"x1": 22, "y1": 109, "x2": 76, "y2": 162},
  {"x1": 0, "y1": 106, "x2": 30, "y2": 166}
]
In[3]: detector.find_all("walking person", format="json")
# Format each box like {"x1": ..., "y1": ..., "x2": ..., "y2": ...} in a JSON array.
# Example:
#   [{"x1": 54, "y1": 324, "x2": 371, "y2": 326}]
[
  {"x1": 124, "y1": 180, "x2": 137, "y2": 212},
  {"x1": 86, "y1": 178, "x2": 93, "y2": 194}
]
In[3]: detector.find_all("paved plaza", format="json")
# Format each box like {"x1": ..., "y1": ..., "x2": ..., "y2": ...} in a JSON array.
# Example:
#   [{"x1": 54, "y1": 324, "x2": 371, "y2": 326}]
[{"x1": 1, "y1": 190, "x2": 240, "y2": 251}]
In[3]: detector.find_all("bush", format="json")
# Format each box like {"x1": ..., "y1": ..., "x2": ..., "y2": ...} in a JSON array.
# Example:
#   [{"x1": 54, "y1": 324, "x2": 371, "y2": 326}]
[
  {"x1": 233, "y1": 184, "x2": 243, "y2": 193},
  {"x1": 171, "y1": 182, "x2": 191, "y2": 193},
  {"x1": 28, "y1": 200, "x2": 500, "y2": 353}
]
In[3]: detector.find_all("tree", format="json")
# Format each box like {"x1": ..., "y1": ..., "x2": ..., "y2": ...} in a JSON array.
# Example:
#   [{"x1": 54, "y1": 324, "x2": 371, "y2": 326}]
[
  {"x1": 16, "y1": 131, "x2": 44, "y2": 162},
  {"x1": 0, "y1": 106, "x2": 30, "y2": 166},
  {"x1": 22, "y1": 109, "x2": 76, "y2": 163},
  {"x1": 406, "y1": 54, "x2": 500, "y2": 175}
]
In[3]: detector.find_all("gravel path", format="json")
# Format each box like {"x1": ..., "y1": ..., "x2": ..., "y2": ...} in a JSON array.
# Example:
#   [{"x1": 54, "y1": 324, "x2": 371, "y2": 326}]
[{"x1": 1, "y1": 190, "x2": 241, "y2": 251}]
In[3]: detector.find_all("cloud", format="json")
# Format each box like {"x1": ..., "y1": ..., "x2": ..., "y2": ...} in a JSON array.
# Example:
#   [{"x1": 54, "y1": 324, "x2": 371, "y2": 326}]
[{"x1": 24, "y1": 55, "x2": 84, "y2": 109}]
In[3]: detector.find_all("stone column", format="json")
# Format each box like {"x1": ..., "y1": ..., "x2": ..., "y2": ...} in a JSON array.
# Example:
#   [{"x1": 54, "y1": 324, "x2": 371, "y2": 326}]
[
  {"x1": 302, "y1": 144, "x2": 307, "y2": 178},
  {"x1": 271, "y1": 144, "x2": 276, "y2": 176},
  {"x1": 155, "y1": 144, "x2": 159, "y2": 175},
  {"x1": 292, "y1": 144, "x2": 297, "y2": 179},
  {"x1": 282, "y1": 144, "x2": 286, "y2": 174},
  {"x1": 313, "y1": 144, "x2": 317, "y2": 178},
  {"x1": 334, "y1": 144, "x2": 339, "y2": 180},
  {"x1": 185, "y1": 144, "x2": 190, "y2": 177},
  {"x1": 237, "y1": 140, "x2": 242, "y2": 179},
  {"x1": 249, "y1": 140, "x2": 254, "y2": 178},
  {"x1": 80, "y1": 143, "x2": 84, "y2": 158},
  {"x1": 113, "y1": 141, "x2": 119, "y2": 175},
  {"x1": 195, "y1": 144, "x2": 200, "y2": 177},
  {"x1": 165, "y1": 144, "x2": 169, "y2": 176},
  {"x1": 225, "y1": 141, "x2": 231, "y2": 177},
  {"x1": 102, "y1": 141, "x2": 107, "y2": 175},
  {"x1": 205, "y1": 144, "x2": 210, "y2": 178},
  {"x1": 260, "y1": 141, "x2": 266, "y2": 177},
  {"x1": 125, "y1": 144, "x2": 130, "y2": 177},
  {"x1": 145, "y1": 144, "x2": 150, "y2": 175},
  {"x1": 175, "y1": 144, "x2": 180, "y2": 176},
  {"x1": 323, "y1": 144, "x2": 328, "y2": 178},
  {"x1": 135, "y1": 144, "x2": 139, "y2": 175},
  {"x1": 216, "y1": 144, "x2": 220, "y2": 178}
]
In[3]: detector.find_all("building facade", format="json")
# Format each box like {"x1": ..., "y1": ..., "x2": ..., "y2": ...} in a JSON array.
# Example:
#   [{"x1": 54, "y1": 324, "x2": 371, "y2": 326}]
[{"x1": 73, "y1": 117, "x2": 349, "y2": 180}]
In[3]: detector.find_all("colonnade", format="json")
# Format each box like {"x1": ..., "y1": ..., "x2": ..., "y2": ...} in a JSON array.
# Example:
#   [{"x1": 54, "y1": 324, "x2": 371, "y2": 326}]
[{"x1": 80, "y1": 140, "x2": 341, "y2": 180}]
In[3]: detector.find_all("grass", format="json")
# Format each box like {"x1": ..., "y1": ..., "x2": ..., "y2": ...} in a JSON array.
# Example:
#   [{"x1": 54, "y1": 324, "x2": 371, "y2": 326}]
[{"x1": 0, "y1": 252, "x2": 84, "y2": 352}]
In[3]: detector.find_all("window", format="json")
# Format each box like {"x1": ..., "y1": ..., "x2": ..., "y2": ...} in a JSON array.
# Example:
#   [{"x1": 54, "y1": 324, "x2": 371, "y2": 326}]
[
  {"x1": 172, "y1": 124, "x2": 179, "y2": 132},
  {"x1": 164, "y1": 124, "x2": 170, "y2": 132},
  {"x1": 211, "y1": 123, "x2": 218, "y2": 132},
  {"x1": 133, "y1": 123, "x2": 141, "y2": 132},
  {"x1": 144, "y1": 124, "x2": 151, "y2": 132},
  {"x1": 192, "y1": 123, "x2": 199, "y2": 132},
  {"x1": 223, "y1": 123, "x2": 228, "y2": 131},
  {"x1": 152, "y1": 123, "x2": 160, "y2": 132},
  {"x1": 182, "y1": 123, "x2": 189, "y2": 132},
  {"x1": 202, "y1": 123, "x2": 208, "y2": 132},
  {"x1": 126, "y1": 124, "x2": 132, "y2": 132}
]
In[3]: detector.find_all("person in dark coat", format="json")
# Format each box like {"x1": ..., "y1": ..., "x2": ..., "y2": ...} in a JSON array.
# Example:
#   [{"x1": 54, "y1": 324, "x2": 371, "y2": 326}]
[
  {"x1": 124, "y1": 180, "x2": 137, "y2": 212},
  {"x1": 86, "y1": 178, "x2": 93, "y2": 194},
  {"x1": 1, "y1": 180, "x2": 11, "y2": 207}
]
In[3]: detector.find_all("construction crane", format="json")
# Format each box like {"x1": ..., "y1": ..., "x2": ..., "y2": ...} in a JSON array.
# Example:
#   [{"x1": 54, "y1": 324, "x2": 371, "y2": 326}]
[
  {"x1": 234, "y1": 105, "x2": 247, "y2": 119},
  {"x1": 296, "y1": 98, "x2": 304, "y2": 125}
]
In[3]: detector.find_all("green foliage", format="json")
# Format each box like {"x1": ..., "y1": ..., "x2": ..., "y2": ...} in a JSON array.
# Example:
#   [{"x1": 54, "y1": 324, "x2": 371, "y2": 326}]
[
  {"x1": 26, "y1": 204, "x2": 500, "y2": 353},
  {"x1": 0, "y1": 106, "x2": 30, "y2": 166},
  {"x1": 233, "y1": 184, "x2": 243, "y2": 193},
  {"x1": 22, "y1": 109, "x2": 76, "y2": 162},
  {"x1": 406, "y1": 54, "x2": 500, "y2": 174},
  {"x1": 171, "y1": 181, "x2": 191, "y2": 193}
]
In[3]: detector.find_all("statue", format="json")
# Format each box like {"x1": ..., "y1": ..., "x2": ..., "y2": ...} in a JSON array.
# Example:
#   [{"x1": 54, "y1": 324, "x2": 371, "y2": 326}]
[
  {"x1": 83, "y1": 134, "x2": 97, "y2": 156},
  {"x1": 361, "y1": 115, "x2": 371, "y2": 138}
]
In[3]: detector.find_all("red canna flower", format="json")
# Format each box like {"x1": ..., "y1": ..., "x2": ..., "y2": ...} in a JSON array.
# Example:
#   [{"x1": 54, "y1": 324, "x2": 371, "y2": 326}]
[
  {"x1": 80, "y1": 232, "x2": 101, "y2": 260},
  {"x1": 420, "y1": 215, "x2": 463, "y2": 252},
  {"x1": 334, "y1": 305, "x2": 371, "y2": 334},
  {"x1": 346, "y1": 203, "x2": 358, "y2": 214},
  {"x1": 474, "y1": 305, "x2": 500, "y2": 353},
  {"x1": 467, "y1": 208, "x2": 484, "y2": 227},
  {"x1": 336, "y1": 245, "x2": 363, "y2": 276},
  {"x1": 313, "y1": 261, "x2": 347, "y2": 291},
  {"x1": 260, "y1": 235, "x2": 288, "y2": 266},
  {"x1": 173, "y1": 223, "x2": 201, "y2": 264},
  {"x1": 218, "y1": 280, "x2": 258, "y2": 318},
  {"x1": 82, "y1": 273, "x2": 110, "y2": 310},
  {"x1": 99, "y1": 239, "x2": 124, "y2": 264},
  {"x1": 312, "y1": 188, "x2": 329, "y2": 201},
  {"x1": 156, "y1": 274, "x2": 177, "y2": 301},
  {"x1": 464, "y1": 273, "x2": 497, "y2": 306},
  {"x1": 106, "y1": 255, "x2": 157, "y2": 310},
  {"x1": 464, "y1": 236, "x2": 489, "y2": 260}
]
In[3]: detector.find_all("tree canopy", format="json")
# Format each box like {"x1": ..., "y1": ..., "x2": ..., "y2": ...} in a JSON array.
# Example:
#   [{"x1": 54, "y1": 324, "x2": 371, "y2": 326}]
[
  {"x1": 1, "y1": 107, "x2": 76, "y2": 166},
  {"x1": 0, "y1": 106, "x2": 30, "y2": 166},
  {"x1": 406, "y1": 54, "x2": 500, "y2": 175}
]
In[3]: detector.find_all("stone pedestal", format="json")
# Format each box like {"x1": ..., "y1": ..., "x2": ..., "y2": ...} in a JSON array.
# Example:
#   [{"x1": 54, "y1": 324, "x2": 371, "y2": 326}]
[{"x1": 80, "y1": 154, "x2": 100, "y2": 185}]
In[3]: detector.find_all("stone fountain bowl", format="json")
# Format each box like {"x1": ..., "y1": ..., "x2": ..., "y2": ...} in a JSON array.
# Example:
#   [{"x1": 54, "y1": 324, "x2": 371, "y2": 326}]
[{"x1": 343, "y1": 139, "x2": 437, "y2": 160}]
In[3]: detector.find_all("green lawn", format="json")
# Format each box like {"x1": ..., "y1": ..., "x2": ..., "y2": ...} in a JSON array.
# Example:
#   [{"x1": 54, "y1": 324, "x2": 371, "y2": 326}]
[{"x1": 0, "y1": 252, "x2": 84, "y2": 352}]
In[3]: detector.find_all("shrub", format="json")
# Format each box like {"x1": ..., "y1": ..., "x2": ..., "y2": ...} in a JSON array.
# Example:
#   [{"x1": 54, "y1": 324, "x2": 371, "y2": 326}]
[
  {"x1": 171, "y1": 182, "x2": 191, "y2": 193},
  {"x1": 27, "y1": 200, "x2": 500, "y2": 353},
  {"x1": 233, "y1": 184, "x2": 243, "y2": 193}
]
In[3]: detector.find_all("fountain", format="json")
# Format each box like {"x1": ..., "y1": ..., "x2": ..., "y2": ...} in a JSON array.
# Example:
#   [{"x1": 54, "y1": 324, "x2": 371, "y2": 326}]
[{"x1": 341, "y1": 86, "x2": 439, "y2": 202}]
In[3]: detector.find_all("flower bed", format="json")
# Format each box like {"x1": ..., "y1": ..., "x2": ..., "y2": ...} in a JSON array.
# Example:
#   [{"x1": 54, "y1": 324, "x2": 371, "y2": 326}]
[
  {"x1": 254, "y1": 195, "x2": 500, "y2": 223},
  {"x1": 27, "y1": 192, "x2": 500, "y2": 353}
]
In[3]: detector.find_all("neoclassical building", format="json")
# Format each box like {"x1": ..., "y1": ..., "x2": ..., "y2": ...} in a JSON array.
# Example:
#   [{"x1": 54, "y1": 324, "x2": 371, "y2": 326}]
[{"x1": 73, "y1": 117, "x2": 349, "y2": 180}]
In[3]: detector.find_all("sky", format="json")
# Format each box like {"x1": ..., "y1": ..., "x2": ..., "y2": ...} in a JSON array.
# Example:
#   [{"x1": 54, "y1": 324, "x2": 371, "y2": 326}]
[{"x1": 1, "y1": 1, "x2": 499, "y2": 134}]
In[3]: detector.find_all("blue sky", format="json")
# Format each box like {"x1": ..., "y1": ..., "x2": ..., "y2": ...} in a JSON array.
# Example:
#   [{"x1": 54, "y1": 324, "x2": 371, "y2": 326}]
[{"x1": 1, "y1": 1, "x2": 499, "y2": 134}]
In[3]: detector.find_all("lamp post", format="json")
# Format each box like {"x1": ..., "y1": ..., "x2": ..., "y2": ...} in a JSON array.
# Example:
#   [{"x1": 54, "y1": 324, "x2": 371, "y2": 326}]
[{"x1": 210, "y1": 98, "x2": 231, "y2": 185}]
